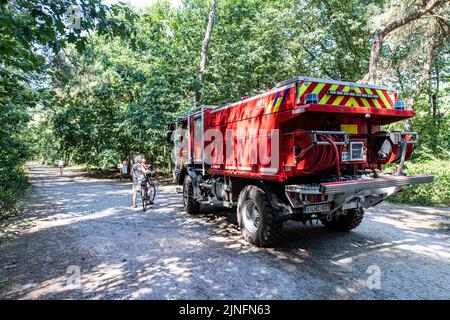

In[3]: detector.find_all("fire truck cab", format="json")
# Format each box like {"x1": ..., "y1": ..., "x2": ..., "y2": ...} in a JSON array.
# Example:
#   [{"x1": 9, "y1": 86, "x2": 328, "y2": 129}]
[{"x1": 167, "y1": 76, "x2": 434, "y2": 247}]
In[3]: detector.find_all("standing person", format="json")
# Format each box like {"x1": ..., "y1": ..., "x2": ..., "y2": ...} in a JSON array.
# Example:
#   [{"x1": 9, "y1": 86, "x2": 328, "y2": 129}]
[
  {"x1": 121, "y1": 160, "x2": 128, "y2": 180},
  {"x1": 58, "y1": 158, "x2": 65, "y2": 175},
  {"x1": 131, "y1": 159, "x2": 150, "y2": 208},
  {"x1": 141, "y1": 158, "x2": 149, "y2": 171}
]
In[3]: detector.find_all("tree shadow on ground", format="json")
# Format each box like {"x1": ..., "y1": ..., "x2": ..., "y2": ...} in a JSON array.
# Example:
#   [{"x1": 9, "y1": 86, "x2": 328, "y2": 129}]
[{"x1": 1, "y1": 164, "x2": 449, "y2": 300}]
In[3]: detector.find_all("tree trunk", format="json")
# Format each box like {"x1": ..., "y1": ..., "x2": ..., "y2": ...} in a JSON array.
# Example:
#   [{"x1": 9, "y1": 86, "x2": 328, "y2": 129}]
[
  {"x1": 368, "y1": 0, "x2": 448, "y2": 84},
  {"x1": 368, "y1": 33, "x2": 383, "y2": 84},
  {"x1": 408, "y1": 33, "x2": 435, "y2": 108},
  {"x1": 404, "y1": 33, "x2": 436, "y2": 131},
  {"x1": 195, "y1": 0, "x2": 217, "y2": 105},
  {"x1": 433, "y1": 61, "x2": 440, "y2": 117}
]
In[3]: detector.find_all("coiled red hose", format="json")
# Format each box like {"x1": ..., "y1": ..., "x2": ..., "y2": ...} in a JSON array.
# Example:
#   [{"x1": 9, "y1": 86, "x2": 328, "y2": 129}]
[
  {"x1": 298, "y1": 134, "x2": 341, "y2": 180},
  {"x1": 326, "y1": 136, "x2": 341, "y2": 180}
]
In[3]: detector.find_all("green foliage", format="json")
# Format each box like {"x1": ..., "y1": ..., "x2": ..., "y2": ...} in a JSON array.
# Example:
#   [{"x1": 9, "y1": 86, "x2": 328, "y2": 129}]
[
  {"x1": 33, "y1": 0, "x2": 388, "y2": 172},
  {"x1": 97, "y1": 149, "x2": 121, "y2": 170},
  {"x1": 0, "y1": 164, "x2": 29, "y2": 213},
  {"x1": 411, "y1": 113, "x2": 450, "y2": 161},
  {"x1": 1, "y1": 0, "x2": 449, "y2": 213},
  {"x1": 389, "y1": 160, "x2": 450, "y2": 206},
  {"x1": 0, "y1": 0, "x2": 135, "y2": 214},
  {"x1": 382, "y1": 112, "x2": 449, "y2": 162}
]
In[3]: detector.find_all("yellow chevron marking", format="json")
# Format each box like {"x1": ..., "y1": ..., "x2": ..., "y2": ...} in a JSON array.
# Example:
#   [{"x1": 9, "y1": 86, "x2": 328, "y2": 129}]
[
  {"x1": 333, "y1": 86, "x2": 350, "y2": 105},
  {"x1": 377, "y1": 89, "x2": 391, "y2": 108},
  {"x1": 319, "y1": 84, "x2": 339, "y2": 104},
  {"x1": 298, "y1": 82, "x2": 310, "y2": 97},
  {"x1": 366, "y1": 88, "x2": 382, "y2": 108},
  {"x1": 345, "y1": 97, "x2": 359, "y2": 107},
  {"x1": 353, "y1": 87, "x2": 371, "y2": 108},
  {"x1": 388, "y1": 92, "x2": 396, "y2": 108},
  {"x1": 312, "y1": 82, "x2": 326, "y2": 94},
  {"x1": 373, "y1": 100, "x2": 382, "y2": 108}
]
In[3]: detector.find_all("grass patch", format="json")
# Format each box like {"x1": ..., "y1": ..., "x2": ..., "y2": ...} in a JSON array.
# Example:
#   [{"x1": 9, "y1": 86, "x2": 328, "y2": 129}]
[
  {"x1": 431, "y1": 222, "x2": 450, "y2": 231},
  {"x1": 0, "y1": 275, "x2": 11, "y2": 291},
  {"x1": 388, "y1": 160, "x2": 450, "y2": 206}
]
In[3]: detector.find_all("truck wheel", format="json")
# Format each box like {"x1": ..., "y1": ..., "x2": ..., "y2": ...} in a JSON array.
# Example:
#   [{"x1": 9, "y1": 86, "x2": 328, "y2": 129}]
[
  {"x1": 321, "y1": 208, "x2": 364, "y2": 231},
  {"x1": 237, "y1": 185, "x2": 283, "y2": 247},
  {"x1": 183, "y1": 175, "x2": 200, "y2": 214}
]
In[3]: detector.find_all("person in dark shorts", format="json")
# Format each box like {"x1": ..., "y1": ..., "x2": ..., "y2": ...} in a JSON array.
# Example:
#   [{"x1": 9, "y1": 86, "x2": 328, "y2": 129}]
[
  {"x1": 121, "y1": 160, "x2": 128, "y2": 180},
  {"x1": 58, "y1": 159, "x2": 65, "y2": 175}
]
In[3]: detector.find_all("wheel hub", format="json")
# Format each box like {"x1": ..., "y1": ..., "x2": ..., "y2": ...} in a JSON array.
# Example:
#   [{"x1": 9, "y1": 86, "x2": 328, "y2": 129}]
[{"x1": 242, "y1": 199, "x2": 261, "y2": 233}]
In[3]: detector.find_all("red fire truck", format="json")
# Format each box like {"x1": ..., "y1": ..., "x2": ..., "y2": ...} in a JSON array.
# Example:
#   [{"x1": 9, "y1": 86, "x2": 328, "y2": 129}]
[{"x1": 167, "y1": 76, "x2": 434, "y2": 246}]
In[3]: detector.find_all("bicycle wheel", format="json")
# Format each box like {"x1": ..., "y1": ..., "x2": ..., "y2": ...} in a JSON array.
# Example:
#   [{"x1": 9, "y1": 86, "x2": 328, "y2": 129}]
[
  {"x1": 147, "y1": 184, "x2": 156, "y2": 202},
  {"x1": 152, "y1": 178, "x2": 159, "y2": 190},
  {"x1": 141, "y1": 185, "x2": 147, "y2": 212}
]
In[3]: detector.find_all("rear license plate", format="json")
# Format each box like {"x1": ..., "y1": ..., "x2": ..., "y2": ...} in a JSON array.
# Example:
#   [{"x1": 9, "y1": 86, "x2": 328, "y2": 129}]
[{"x1": 304, "y1": 204, "x2": 331, "y2": 214}]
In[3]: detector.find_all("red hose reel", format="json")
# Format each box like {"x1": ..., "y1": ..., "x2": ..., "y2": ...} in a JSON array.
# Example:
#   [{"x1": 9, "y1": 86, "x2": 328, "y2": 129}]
[{"x1": 294, "y1": 131, "x2": 341, "y2": 180}]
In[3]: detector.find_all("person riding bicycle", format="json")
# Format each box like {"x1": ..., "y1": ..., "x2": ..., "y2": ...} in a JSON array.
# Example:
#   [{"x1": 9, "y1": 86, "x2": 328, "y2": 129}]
[{"x1": 132, "y1": 158, "x2": 151, "y2": 208}]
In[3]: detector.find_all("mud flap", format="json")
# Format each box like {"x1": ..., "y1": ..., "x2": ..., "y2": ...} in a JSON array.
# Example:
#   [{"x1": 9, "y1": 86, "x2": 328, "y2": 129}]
[
  {"x1": 262, "y1": 182, "x2": 293, "y2": 221},
  {"x1": 187, "y1": 166, "x2": 203, "y2": 200}
]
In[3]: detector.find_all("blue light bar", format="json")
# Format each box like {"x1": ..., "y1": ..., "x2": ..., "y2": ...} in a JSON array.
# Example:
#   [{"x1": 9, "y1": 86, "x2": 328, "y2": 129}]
[
  {"x1": 394, "y1": 101, "x2": 406, "y2": 110},
  {"x1": 305, "y1": 93, "x2": 318, "y2": 104}
]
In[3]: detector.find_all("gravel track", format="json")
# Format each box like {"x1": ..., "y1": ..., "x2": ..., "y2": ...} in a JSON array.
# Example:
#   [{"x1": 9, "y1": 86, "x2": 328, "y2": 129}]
[{"x1": 0, "y1": 163, "x2": 449, "y2": 300}]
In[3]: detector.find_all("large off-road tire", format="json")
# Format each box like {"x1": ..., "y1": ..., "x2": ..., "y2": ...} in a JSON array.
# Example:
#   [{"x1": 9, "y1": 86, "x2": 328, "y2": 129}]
[
  {"x1": 237, "y1": 185, "x2": 283, "y2": 247},
  {"x1": 321, "y1": 208, "x2": 364, "y2": 231},
  {"x1": 183, "y1": 175, "x2": 200, "y2": 215}
]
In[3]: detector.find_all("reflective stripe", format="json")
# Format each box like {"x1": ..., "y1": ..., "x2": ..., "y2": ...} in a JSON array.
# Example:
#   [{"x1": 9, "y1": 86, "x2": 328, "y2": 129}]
[
  {"x1": 319, "y1": 84, "x2": 339, "y2": 104},
  {"x1": 298, "y1": 82, "x2": 310, "y2": 97},
  {"x1": 266, "y1": 90, "x2": 282, "y2": 114},
  {"x1": 345, "y1": 97, "x2": 359, "y2": 107},
  {"x1": 312, "y1": 82, "x2": 326, "y2": 94},
  {"x1": 273, "y1": 93, "x2": 284, "y2": 112},
  {"x1": 277, "y1": 76, "x2": 393, "y2": 91},
  {"x1": 211, "y1": 83, "x2": 295, "y2": 114},
  {"x1": 376, "y1": 89, "x2": 390, "y2": 108},
  {"x1": 260, "y1": 167, "x2": 278, "y2": 175},
  {"x1": 366, "y1": 88, "x2": 382, "y2": 108},
  {"x1": 266, "y1": 99, "x2": 274, "y2": 114},
  {"x1": 382, "y1": 90, "x2": 394, "y2": 109},
  {"x1": 224, "y1": 166, "x2": 252, "y2": 171},
  {"x1": 388, "y1": 92, "x2": 397, "y2": 104},
  {"x1": 333, "y1": 86, "x2": 350, "y2": 105},
  {"x1": 354, "y1": 87, "x2": 371, "y2": 108}
]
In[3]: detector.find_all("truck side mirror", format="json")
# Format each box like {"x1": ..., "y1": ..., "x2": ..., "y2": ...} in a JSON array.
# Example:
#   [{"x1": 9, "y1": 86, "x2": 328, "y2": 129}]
[{"x1": 167, "y1": 123, "x2": 176, "y2": 131}]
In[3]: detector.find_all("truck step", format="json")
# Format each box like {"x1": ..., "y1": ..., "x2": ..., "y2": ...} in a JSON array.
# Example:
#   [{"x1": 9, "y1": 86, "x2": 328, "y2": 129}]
[{"x1": 320, "y1": 174, "x2": 434, "y2": 195}]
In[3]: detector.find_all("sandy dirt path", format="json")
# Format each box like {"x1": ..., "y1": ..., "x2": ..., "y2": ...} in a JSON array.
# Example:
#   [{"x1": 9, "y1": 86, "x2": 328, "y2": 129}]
[{"x1": 0, "y1": 163, "x2": 449, "y2": 299}]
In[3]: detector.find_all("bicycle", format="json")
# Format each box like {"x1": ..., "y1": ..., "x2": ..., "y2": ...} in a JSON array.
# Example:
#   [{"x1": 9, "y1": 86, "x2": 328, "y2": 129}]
[{"x1": 140, "y1": 172, "x2": 156, "y2": 212}]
